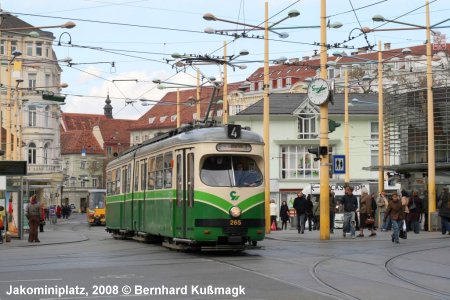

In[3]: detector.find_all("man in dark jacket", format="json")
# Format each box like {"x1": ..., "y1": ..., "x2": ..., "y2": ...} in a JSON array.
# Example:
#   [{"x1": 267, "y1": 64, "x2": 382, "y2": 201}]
[
  {"x1": 293, "y1": 189, "x2": 307, "y2": 234},
  {"x1": 340, "y1": 186, "x2": 358, "y2": 238}
]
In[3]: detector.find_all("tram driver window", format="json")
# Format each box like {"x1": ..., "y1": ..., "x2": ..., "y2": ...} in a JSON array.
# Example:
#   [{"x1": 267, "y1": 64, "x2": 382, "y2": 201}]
[{"x1": 200, "y1": 156, "x2": 262, "y2": 187}]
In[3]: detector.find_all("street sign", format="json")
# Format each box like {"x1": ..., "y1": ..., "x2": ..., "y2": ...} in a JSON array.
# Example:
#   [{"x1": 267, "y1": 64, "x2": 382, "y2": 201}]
[
  {"x1": 0, "y1": 161, "x2": 27, "y2": 176},
  {"x1": 333, "y1": 155, "x2": 345, "y2": 174}
]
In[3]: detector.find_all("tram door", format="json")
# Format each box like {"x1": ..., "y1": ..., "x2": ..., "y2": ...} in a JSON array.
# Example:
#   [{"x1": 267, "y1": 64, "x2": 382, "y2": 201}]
[{"x1": 175, "y1": 149, "x2": 195, "y2": 238}]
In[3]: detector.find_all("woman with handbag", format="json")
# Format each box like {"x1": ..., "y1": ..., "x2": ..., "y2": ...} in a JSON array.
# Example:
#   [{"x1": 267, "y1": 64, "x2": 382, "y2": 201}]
[
  {"x1": 385, "y1": 192, "x2": 404, "y2": 244},
  {"x1": 357, "y1": 188, "x2": 377, "y2": 237}
]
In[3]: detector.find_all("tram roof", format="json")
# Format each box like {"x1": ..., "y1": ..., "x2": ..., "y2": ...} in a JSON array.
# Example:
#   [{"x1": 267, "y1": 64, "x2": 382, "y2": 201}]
[{"x1": 108, "y1": 126, "x2": 264, "y2": 167}]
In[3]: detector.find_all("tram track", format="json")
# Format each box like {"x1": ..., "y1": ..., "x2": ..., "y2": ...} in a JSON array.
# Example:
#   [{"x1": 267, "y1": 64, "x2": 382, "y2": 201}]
[{"x1": 384, "y1": 244, "x2": 450, "y2": 299}]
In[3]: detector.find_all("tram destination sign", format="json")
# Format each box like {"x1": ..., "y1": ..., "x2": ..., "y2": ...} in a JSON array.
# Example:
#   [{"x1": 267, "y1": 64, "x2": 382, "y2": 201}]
[{"x1": 0, "y1": 161, "x2": 27, "y2": 176}]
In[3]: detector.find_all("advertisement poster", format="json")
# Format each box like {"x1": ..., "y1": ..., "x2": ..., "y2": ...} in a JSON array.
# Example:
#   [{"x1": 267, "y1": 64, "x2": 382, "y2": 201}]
[{"x1": 6, "y1": 191, "x2": 20, "y2": 237}]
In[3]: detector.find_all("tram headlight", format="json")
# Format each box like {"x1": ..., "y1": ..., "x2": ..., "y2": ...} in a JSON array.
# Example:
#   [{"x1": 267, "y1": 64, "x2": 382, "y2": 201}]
[{"x1": 229, "y1": 206, "x2": 241, "y2": 218}]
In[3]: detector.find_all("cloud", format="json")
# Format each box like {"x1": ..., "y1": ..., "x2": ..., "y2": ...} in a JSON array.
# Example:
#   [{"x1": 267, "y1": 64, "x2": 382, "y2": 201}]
[{"x1": 62, "y1": 69, "x2": 198, "y2": 120}]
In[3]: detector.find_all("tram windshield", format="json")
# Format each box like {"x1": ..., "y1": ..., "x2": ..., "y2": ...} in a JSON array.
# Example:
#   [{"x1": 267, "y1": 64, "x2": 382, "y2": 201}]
[
  {"x1": 201, "y1": 156, "x2": 263, "y2": 187},
  {"x1": 88, "y1": 190, "x2": 106, "y2": 209}
]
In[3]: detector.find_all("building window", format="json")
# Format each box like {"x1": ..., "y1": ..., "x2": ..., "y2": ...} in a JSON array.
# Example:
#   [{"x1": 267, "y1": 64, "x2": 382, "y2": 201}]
[
  {"x1": 28, "y1": 73, "x2": 37, "y2": 90},
  {"x1": 0, "y1": 40, "x2": 4, "y2": 55},
  {"x1": 11, "y1": 41, "x2": 17, "y2": 53},
  {"x1": 135, "y1": 135, "x2": 140, "y2": 143},
  {"x1": 43, "y1": 143, "x2": 49, "y2": 164},
  {"x1": 26, "y1": 42, "x2": 33, "y2": 56},
  {"x1": 81, "y1": 181, "x2": 86, "y2": 188},
  {"x1": 28, "y1": 105, "x2": 37, "y2": 127},
  {"x1": 149, "y1": 117, "x2": 155, "y2": 124},
  {"x1": 28, "y1": 143, "x2": 37, "y2": 164},
  {"x1": 277, "y1": 78, "x2": 283, "y2": 89},
  {"x1": 171, "y1": 114, "x2": 177, "y2": 122},
  {"x1": 297, "y1": 105, "x2": 319, "y2": 139},
  {"x1": 35, "y1": 42, "x2": 43, "y2": 56},
  {"x1": 160, "y1": 116, "x2": 167, "y2": 123},
  {"x1": 258, "y1": 81, "x2": 263, "y2": 91},
  {"x1": 328, "y1": 68, "x2": 335, "y2": 79},
  {"x1": 405, "y1": 57, "x2": 414, "y2": 71},
  {"x1": 280, "y1": 145, "x2": 320, "y2": 179},
  {"x1": 106, "y1": 146, "x2": 112, "y2": 157},
  {"x1": 370, "y1": 122, "x2": 379, "y2": 167},
  {"x1": 45, "y1": 106, "x2": 50, "y2": 127},
  {"x1": 80, "y1": 160, "x2": 87, "y2": 169},
  {"x1": 286, "y1": 77, "x2": 292, "y2": 87},
  {"x1": 250, "y1": 83, "x2": 255, "y2": 91},
  {"x1": 216, "y1": 109, "x2": 223, "y2": 117},
  {"x1": 45, "y1": 74, "x2": 51, "y2": 87},
  {"x1": 92, "y1": 178, "x2": 98, "y2": 188}
]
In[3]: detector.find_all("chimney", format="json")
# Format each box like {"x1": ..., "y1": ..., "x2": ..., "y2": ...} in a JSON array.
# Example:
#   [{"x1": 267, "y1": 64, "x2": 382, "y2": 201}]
[
  {"x1": 384, "y1": 43, "x2": 391, "y2": 50},
  {"x1": 302, "y1": 56, "x2": 310, "y2": 61},
  {"x1": 357, "y1": 47, "x2": 368, "y2": 54},
  {"x1": 289, "y1": 58, "x2": 299, "y2": 63}
]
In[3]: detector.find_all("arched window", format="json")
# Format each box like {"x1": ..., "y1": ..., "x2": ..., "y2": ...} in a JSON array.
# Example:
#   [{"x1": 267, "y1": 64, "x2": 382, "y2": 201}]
[
  {"x1": 297, "y1": 105, "x2": 319, "y2": 139},
  {"x1": 45, "y1": 106, "x2": 50, "y2": 127},
  {"x1": 43, "y1": 143, "x2": 50, "y2": 164},
  {"x1": 28, "y1": 142, "x2": 37, "y2": 164}
]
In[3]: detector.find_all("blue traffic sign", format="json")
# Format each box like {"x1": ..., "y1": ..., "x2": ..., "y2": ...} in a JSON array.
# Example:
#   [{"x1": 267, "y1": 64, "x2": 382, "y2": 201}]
[{"x1": 333, "y1": 155, "x2": 346, "y2": 174}]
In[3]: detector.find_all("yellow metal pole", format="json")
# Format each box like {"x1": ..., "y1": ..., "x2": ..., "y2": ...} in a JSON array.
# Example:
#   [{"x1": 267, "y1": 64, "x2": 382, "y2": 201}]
[
  {"x1": 319, "y1": 0, "x2": 330, "y2": 240},
  {"x1": 223, "y1": 41, "x2": 228, "y2": 124},
  {"x1": 426, "y1": 0, "x2": 436, "y2": 230},
  {"x1": 5, "y1": 40, "x2": 12, "y2": 160},
  {"x1": 18, "y1": 90, "x2": 23, "y2": 160},
  {"x1": 344, "y1": 69, "x2": 349, "y2": 184},
  {"x1": 378, "y1": 40, "x2": 384, "y2": 194},
  {"x1": 0, "y1": 29, "x2": 2, "y2": 159},
  {"x1": 263, "y1": 1, "x2": 271, "y2": 233},
  {"x1": 196, "y1": 69, "x2": 201, "y2": 122},
  {"x1": 13, "y1": 85, "x2": 18, "y2": 160},
  {"x1": 176, "y1": 88, "x2": 180, "y2": 128}
]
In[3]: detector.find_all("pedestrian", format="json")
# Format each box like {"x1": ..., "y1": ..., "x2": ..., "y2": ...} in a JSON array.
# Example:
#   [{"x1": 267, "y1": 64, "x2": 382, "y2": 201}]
[
  {"x1": 26, "y1": 195, "x2": 41, "y2": 243},
  {"x1": 270, "y1": 200, "x2": 278, "y2": 230},
  {"x1": 377, "y1": 191, "x2": 389, "y2": 231},
  {"x1": 39, "y1": 202, "x2": 46, "y2": 233},
  {"x1": 56, "y1": 205, "x2": 62, "y2": 219},
  {"x1": 279, "y1": 201, "x2": 290, "y2": 230},
  {"x1": 422, "y1": 190, "x2": 428, "y2": 231},
  {"x1": 384, "y1": 191, "x2": 404, "y2": 244},
  {"x1": 341, "y1": 186, "x2": 358, "y2": 238},
  {"x1": 437, "y1": 187, "x2": 450, "y2": 235},
  {"x1": 330, "y1": 190, "x2": 336, "y2": 234},
  {"x1": 408, "y1": 191, "x2": 422, "y2": 234},
  {"x1": 358, "y1": 188, "x2": 376, "y2": 237},
  {"x1": 401, "y1": 190, "x2": 410, "y2": 232},
  {"x1": 305, "y1": 194, "x2": 313, "y2": 231},
  {"x1": 312, "y1": 196, "x2": 320, "y2": 230},
  {"x1": 293, "y1": 189, "x2": 307, "y2": 234}
]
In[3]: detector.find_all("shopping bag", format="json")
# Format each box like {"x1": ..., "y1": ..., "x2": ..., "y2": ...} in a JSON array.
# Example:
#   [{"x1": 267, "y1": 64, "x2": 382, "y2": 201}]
[{"x1": 271, "y1": 220, "x2": 277, "y2": 231}]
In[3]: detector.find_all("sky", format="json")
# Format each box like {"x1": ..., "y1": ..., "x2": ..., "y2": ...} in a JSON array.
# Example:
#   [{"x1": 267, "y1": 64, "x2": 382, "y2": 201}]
[{"x1": 3, "y1": 0, "x2": 449, "y2": 120}]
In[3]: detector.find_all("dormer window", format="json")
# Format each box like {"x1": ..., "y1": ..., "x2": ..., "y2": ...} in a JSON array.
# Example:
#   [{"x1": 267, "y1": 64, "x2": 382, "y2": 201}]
[
  {"x1": 149, "y1": 117, "x2": 155, "y2": 124},
  {"x1": 160, "y1": 116, "x2": 167, "y2": 123}
]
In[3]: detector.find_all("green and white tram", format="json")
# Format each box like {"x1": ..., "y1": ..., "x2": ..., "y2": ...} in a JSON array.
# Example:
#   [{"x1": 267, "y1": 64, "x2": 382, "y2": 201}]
[{"x1": 105, "y1": 125, "x2": 265, "y2": 250}]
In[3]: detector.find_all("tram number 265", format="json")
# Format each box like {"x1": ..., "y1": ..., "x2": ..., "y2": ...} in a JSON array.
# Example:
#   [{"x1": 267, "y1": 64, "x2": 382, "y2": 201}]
[{"x1": 229, "y1": 220, "x2": 242, "y2": 226}]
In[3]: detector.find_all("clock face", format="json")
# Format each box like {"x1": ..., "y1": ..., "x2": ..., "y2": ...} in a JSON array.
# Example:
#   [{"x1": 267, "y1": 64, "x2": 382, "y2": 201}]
[{"x1": 307, "y1": 78, "x2": 330, "y2": 105}]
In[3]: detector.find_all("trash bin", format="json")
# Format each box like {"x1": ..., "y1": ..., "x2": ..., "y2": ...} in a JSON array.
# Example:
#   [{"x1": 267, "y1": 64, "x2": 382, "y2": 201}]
[{"x1": 430, "y1": 212, "x2": 441, "y2": 231}]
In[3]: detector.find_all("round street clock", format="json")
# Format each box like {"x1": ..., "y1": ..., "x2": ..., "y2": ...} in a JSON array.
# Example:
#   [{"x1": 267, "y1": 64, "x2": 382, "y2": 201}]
[{"x1": 307, "y1": 78, "x2": 330, "y2": 105}]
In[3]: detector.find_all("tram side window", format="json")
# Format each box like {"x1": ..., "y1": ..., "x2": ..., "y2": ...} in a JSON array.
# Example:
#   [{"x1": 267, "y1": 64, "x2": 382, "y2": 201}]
[
  {"x1": 155, "y1": 154, "x2": 164, "y2": 189},
  {"x1": 140, "y1": 159, "x2": 147, "y2": 191},
  {"x1": 164, "y1": 152, "x2": 173, "y2": 188},
  {"x1": 127, "y1": 163, "x2": 132, "y2": 193},
  {"x1": 134, "y1": 161, "x2": 139, "y2": 191},
  {"x1": 106, "y1": 171, "x2": 112, "y2": 195},
  {"x1": 148, "y1": 157, "x2": 155, "y2": 190},
  {"x1": 187, "y1": 153, "x2": 194, "y2": 207},
  {"x1": 116, "y1": 169, "x2": 121, "y2": 194},
  {"x1": 121, "y1": 167, "x2": 127, "y2": 194}
]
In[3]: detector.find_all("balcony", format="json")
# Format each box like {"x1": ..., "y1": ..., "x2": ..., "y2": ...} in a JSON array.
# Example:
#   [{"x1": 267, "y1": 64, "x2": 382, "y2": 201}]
[{"x1": 27, "y1": 164, "x2": 63, "y2": 174}]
